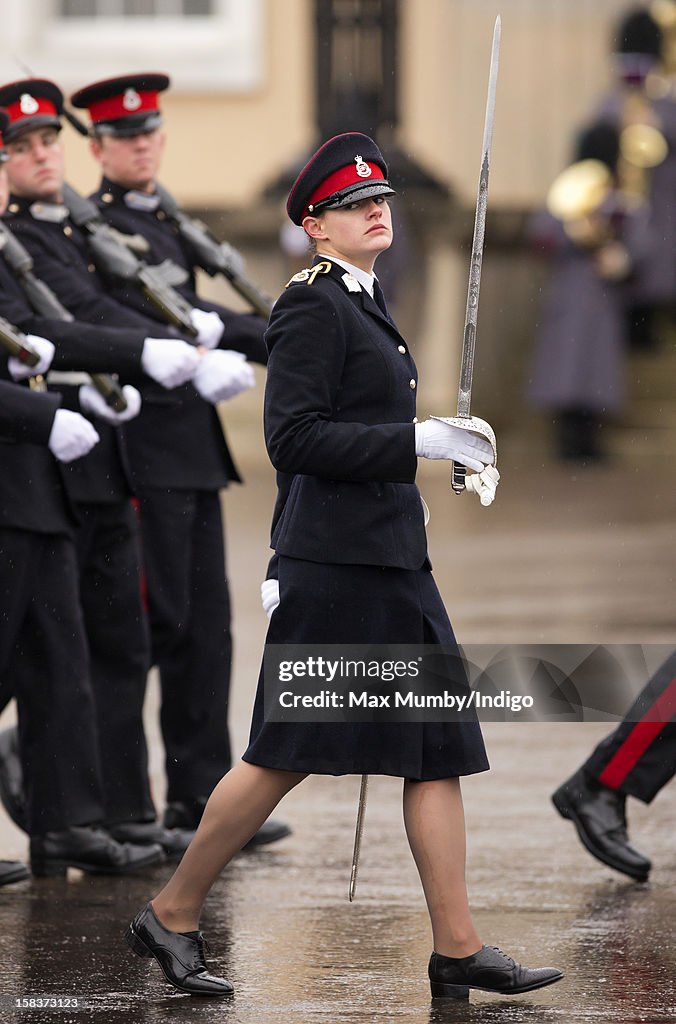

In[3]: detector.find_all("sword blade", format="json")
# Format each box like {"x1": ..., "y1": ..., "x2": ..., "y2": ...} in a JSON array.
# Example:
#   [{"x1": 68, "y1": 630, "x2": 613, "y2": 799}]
[
  {"x1": 452, "y1": 15, "x2": 501, "y2": 493},
  {"x1": 348, "y1": 774, "x2": 369, "y2": 902}
]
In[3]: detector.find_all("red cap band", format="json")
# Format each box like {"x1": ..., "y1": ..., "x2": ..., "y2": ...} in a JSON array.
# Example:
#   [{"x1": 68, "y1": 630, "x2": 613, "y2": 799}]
[
  {"x1": 6, "y1": 97, "x2": 59, "y2": 125},
  {"x1": 304, "y1": 161, "x2": 384, "y2": 219},
  {"x1": 87, "y1": 90, "x2": 160, "y2": 125}
]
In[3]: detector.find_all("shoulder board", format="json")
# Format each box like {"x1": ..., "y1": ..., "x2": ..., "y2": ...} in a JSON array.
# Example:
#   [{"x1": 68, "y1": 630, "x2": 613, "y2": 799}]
[{"x1": 285, "y1": 260, "x2": 333, "y2": 288}]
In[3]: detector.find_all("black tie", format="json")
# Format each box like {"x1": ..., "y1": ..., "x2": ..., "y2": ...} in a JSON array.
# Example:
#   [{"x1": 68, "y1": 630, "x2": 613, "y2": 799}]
[{"x1": 373, "y1": 277, "x2": 389, "y2": 318}]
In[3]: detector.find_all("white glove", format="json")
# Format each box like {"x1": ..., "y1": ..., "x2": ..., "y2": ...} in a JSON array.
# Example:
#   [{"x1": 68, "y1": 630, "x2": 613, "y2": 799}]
[
  {"x1": 78, "y1": 383, "x2": 142, "y2": 424},
  {"x1": 261, "y1": 578, "x2": 280, "y2": 619},
  {"x1": 189, "y1": 308, "x2": 225, "y2": 350},
  {"x1": 141, "y1": 337, "x2": 200, "y2": 389},
  {"x1": 415, "y1": 419, "x2": 495, "y2": 472},
  {"x1": 47, "y1": 408, "x2": 100, "y2": 463},
  {"x1": 8, "y1": 335, "x2": 55, "y2": 381},
  {"x1": 192, "y1": 349, "x2": 255, "y2": 404},
  {"x1": 465, "y1": 465, "x2": 500, "y2": 507}
]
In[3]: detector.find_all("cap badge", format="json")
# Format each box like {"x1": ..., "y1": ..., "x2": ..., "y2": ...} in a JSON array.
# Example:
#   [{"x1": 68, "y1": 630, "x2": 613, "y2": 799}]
[
  {"x1": 354, "y1": 155, "x2": 372, "y2": 178},
  {"x1": 19, "y1": 94, "x2": 39, "y2": 115},
  {"x1": 122, "y1": 88, "x2": 142, "y2": 111}
]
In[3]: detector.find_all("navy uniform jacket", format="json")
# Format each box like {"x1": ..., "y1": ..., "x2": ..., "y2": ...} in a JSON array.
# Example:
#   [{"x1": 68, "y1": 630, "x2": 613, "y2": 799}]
[
  {"x1": 0, "y1": 376, "x2": 74, "y2": 535},
  {"x1": 0, "y1": 251, "x2": 150, "y2": 503},
  {"x1": 3, "y1": 196, "x2": 238, "y2": 492},
  {"x1": 90, "y1": 177, "x2": 267, "y2": 366},
  {"x1": 264, "y1": 259, "x2": 427, "y2": 570}
]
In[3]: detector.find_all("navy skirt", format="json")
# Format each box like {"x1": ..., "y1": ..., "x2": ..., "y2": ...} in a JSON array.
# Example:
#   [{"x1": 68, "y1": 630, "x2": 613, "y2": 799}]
[{"x1": 242, "y1": 557, "x2": 489, "y2": 780}]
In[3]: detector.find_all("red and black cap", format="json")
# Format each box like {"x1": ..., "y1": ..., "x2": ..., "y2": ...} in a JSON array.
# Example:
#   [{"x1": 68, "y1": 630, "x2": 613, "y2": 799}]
[
  {"x1": 287, "y1": 132, "x2": 395, "y2": 226},
  {"x1": 71, "y1": 73, "x2": 170, "y2": 137},
  {"x1": 0, "y1": 79, "x2": 63, "y2": 143}
]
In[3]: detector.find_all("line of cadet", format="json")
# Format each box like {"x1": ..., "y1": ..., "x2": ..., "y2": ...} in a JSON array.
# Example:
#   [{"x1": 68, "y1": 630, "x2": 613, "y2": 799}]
[
  {"x1": 528, "y1": 4, "x2": 676, "y2": 462},
  {"x1": 0, "y1": 72, "x2": 290, "y2": 886}
]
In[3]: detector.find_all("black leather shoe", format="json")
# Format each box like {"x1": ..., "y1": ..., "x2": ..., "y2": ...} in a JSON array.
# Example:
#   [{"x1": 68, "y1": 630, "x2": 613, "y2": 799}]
[
  {"x1": 108, "y1": 821, "x2": 194, "y2": 859},
  {"x1": 0, "y1": 860, "x2": 30, "y2": 886},
  {"x1": 30, "y1": 826, "x2": 165, "y2": 877},
  {"x1": 243, "y1": 817, "x2": 291, "y2": 848},
  {"x1": 163, "y1": 798, "x2": 207, "y2": 831},
  {"x1": 552, "y1": 769, "x2": 651, "y2": 881},
  {"x1": 126, "y1": 902, "x2": 233, "y2": 997},
  {"x1": 429, "y1": 945, "x2": 564, "y2": 998},
  {"x1": 164, "y1": 800, "x2": 291, "y2": 847},
  {"x1": 0, "y1": 726, "x2": 27, "y2": 832}
]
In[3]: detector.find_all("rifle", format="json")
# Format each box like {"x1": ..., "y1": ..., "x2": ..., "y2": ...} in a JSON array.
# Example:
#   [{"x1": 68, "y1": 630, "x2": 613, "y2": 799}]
[
  {"x1": 0, "y1": 222, "x2": 127, "y2": 410},
  {"x1": 62, "y1": 183, "x2": 199, "y2": 339},
  {"x1": 153, "y1": 183, "x2": 274, "y2": 319}
]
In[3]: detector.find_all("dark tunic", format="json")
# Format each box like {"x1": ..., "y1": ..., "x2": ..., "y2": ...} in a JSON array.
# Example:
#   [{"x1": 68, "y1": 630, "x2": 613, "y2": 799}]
[{"x1": 242, "y1": 258, "x2": 488, "y2": 780}]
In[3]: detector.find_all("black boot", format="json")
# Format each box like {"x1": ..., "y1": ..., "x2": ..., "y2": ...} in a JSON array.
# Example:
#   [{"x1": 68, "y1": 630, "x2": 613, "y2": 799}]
[
  {"x1": 552, "y1": 769, "x2": 651, "y2": 881},
  {"x1": 30, "y1": 826, "x2": 165, "y2": 877},
  {"x1": 0, "y1": 861, "x2": 29, "y2": 886},
  {"x1": 429, "y1": 945, "x2": 563, "y2": 999},
  {"x1": 164, "y1": 799, "x2": 291, "y2": 847},
  {"x1": 108, "y1": 820, "x2": 194, "y2": 860},
  {"x1": 126, "y1": 902, "x2": 233, "y2": 997}
]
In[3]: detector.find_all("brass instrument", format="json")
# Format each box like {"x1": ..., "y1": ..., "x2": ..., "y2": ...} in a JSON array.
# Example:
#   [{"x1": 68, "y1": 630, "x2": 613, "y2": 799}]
[{"x1": 546, "y1": 159, "x2": 614, "y2": 247}]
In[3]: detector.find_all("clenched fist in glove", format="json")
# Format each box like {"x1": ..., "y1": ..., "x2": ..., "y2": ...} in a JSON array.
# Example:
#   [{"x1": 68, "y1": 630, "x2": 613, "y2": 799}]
[
  {"x1": 141, "y1": 338, "x2": 200, "y2": 389},
  {"x1": 79, "y1": 383, "x2": 142, "y2": 424},
  {"x1": 192, "y1": 349, "x2": 255, "y2": 404},
  {"x1": 48, "y1": 408, "x2": 100, "y2": 463},
  {"x1": 465, "y1": 465, "x2": 500, "y2": 507},
  {"x1": 415, "y1": 418, "x2": 495, "y2": 472},
  {"x1": 189, "y1": 308, "x2": 225, "y2": 350},
  {"x1": 8, "y1": 335, "x2": 55, "y2": 381}
]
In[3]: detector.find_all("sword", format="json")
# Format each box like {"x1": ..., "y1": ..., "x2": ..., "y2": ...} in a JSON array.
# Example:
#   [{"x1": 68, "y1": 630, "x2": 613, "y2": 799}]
[
  {"x1": 451, "y1": 15, "x2": 501, "y2": 495},
  {"x1": 348, "y1": 773, "x2": 368, "y2": 901}
]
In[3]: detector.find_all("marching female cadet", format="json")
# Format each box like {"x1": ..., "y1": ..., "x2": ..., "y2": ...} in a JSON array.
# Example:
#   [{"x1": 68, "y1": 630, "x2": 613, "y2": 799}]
[{"x1": 125, "y1": 133, "x2": 563, "y2": 1002}]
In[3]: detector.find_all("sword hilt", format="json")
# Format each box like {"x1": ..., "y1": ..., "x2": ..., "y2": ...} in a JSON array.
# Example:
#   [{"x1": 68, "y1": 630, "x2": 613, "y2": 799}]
[{"x1": 452, "y1": 462, "x2": 466, "y2": 494}]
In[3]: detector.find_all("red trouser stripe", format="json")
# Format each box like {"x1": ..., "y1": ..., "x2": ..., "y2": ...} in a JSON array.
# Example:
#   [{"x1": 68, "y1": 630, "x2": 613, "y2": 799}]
[{"x1": 599, "y1": 676, "x2": 676, "y2": 790}]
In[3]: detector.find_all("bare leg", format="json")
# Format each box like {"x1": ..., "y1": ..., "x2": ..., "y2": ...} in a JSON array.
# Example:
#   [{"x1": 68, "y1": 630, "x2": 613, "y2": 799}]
[
  {"x1": 403, "y1": 777, "x2": 482, "y2": 957},
  {"x1": 152, "y1": 761, "x2": 306, "y2": 932}
]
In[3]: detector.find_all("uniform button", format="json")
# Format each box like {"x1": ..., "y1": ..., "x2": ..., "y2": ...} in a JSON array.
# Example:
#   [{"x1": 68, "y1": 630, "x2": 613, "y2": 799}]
[
  {"x1": 88, "y1": 263, "x2": 96, "y2": 273},
  {"x1": 102, "y1": 192, "x2": 114, "y2": 203},
  {"x1": 63, "y1": 225, "x2": 72, "y2": 236},
  {"x1": 156, "y1": 210, "x2": 166, "y2": 220},
  {"x1": 409, "y1": 379, "x2": 416, "y2": 390},
  {"x1": 8, "y1": 203, "x2": 19, "y2": 214},
  {"x1": 398, "y1": 344, "x2": 406, "y2": 354}
]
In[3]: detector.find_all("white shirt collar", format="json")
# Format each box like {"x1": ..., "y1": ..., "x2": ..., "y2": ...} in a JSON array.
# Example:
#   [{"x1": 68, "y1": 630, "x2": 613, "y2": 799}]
[{"x1": 317, "y1": 254, "x2": 377, "y2": 298}]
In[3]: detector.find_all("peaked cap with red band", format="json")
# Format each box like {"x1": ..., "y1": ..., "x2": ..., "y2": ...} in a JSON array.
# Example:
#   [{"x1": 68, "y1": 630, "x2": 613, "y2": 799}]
[
  {"x1": 287, "y1": 132, "x2": 395, "y2": 226},
  {"x1": 0, "y1": 79, "x2": 63, "y2": 144},
  {"x1": 71, "y1": 73, "x2": 169, "y2": 137}
]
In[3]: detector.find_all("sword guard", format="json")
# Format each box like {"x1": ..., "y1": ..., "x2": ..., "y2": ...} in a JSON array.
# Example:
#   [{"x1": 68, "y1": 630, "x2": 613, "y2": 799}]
[{"x1": 430, "y1": 416, "x2": 498, "y2": 496}]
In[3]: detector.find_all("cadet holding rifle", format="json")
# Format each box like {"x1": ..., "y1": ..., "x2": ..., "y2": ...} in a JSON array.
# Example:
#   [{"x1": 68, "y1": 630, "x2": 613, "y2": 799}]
[
  {"x1": 0, "y1": 77, "x2": 288, "y2": 847},
  {"x1": 0, "y1": 89, "x2": 203, "y2": 859},
  {"x1": 71, "y1": 72, "x2": 270, "y2": 355}
]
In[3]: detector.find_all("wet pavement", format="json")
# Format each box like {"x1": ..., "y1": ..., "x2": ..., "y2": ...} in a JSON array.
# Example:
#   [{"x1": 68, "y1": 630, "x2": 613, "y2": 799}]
[{"x1": 1, "y1": 418, "x2": 675, "y2": 1023}]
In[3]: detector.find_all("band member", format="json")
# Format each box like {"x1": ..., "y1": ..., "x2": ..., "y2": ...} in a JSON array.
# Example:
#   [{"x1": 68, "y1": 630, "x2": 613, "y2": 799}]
[
  {"x1": 0, "y1": 75, "x2": 287, "y2": 847},
  {"x1": 528, "y1": 121, "x2": 653, "y2": 461},
  {"x1": 124, "y1": 134, "x2": 562, "y2": 1001},
  {"x1": 553, "y1": 650, "x2": 676, "y2": 881}
]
